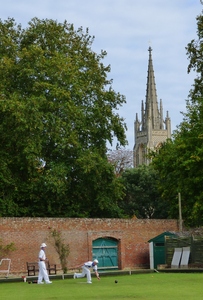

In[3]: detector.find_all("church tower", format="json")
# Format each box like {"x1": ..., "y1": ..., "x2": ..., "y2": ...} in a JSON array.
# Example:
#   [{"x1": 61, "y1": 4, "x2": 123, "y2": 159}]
[{"x1": 133, "y1": 47, "x2": 171, "y2": 167}]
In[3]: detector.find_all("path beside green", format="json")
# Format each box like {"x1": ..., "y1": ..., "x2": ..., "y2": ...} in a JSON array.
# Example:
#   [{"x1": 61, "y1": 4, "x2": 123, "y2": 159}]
[{"x1": 1, "y1": 273, "x2": 203, "y2": 300}]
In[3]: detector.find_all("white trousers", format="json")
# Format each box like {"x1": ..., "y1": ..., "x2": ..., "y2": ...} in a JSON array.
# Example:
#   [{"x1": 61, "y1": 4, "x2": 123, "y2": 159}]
[
  {"x1": 76, "y1": 266, "x2": 91, "y2": 282},
  {"x1": 38, "y1": 261, "x2": 50, "y2": 283}
]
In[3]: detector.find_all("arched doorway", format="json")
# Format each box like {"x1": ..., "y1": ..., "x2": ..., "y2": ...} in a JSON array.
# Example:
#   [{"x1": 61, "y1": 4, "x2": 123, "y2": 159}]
[{"x1": 92, "y1": 237, "x2": 118, "y2": 270}]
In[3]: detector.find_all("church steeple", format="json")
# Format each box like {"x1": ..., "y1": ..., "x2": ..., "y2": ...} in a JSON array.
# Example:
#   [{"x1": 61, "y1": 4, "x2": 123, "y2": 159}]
[
  {"x1": 145, "y1": 46, "x2": 162, "y2": 131},
  {"x1": 133, "y1": 47, "x2": 171, "y2": 167}
]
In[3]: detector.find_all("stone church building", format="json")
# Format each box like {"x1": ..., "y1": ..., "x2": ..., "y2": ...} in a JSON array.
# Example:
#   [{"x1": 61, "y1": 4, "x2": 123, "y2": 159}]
[{"x1": 133, "y1": 47, "x2": 171, "y2": 167}]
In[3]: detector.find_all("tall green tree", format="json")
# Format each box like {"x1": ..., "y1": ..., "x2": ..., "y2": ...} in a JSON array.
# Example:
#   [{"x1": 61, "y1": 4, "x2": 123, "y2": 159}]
[
  {"x1": 150, "y1": 12, "x2": 203, "y2": 227},
  {"x1": 0, "y1": 18, "x2": 127, "y2": 217},
  {"x1": 119, "y1": 165, "x2": 168, "y2": 219}
]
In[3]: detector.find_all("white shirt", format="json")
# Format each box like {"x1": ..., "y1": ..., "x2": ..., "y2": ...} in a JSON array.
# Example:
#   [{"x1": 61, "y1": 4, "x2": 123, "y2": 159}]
[
  {"x1": 38, "y1": 249, "x2": 46, "y2": 262},
  {"x1": 84, "y1": 261, "x2": 98, "y2": 271}
]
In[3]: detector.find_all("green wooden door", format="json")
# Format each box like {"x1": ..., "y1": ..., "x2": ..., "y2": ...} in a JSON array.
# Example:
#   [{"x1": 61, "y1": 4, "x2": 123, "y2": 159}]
[
  {"x1": 154, "y1": 242, "x2": 165, "y2": 268},
  {"x1": 92, "y1": 238, "x2": 118, "y2": 270}
]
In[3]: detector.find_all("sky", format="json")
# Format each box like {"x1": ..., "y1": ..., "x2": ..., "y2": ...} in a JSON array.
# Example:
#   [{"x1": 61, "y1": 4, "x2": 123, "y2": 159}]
[{"x1": 1, "y1": 0, "x2": 202, "y2": 149}]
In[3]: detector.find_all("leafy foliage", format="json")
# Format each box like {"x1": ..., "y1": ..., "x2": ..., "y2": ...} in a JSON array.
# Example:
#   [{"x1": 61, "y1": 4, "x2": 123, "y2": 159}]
[
  {"x1": 0, "y1": 18, "x2": 127, "y2": 217},
  {"x1": 150, "y1": 12, "x2": 203, "y2": 227},
  {"x1": 0, "y1": 239, "x2": 16, "y2": 259},
  {"x1": 119, "y1": 165, "x2": 168, "y2": 219},
  {"x1": 48, "y1": 228, "x2": 69, "y2": 273}
]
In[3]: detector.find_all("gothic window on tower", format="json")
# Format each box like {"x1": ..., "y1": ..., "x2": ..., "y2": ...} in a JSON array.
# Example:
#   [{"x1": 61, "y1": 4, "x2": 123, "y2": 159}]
[
  {"x1": 155, "y1": 142, "x2": 163, "y2": 151},
  {"x1": 137, "y1": 144, "x2": 145, "y2": 165},
  {"x1": 142, "y1": 145, "x2": 146, "y2": 164},
  {"x1": 135, "y1": 150, "x2": 139, "y2": 168}
]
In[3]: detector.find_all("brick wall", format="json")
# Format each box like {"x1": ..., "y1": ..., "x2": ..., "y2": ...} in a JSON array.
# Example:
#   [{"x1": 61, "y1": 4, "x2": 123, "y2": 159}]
[{"x1": 0, "y1": 218, "x2": 178, "y2": 274}]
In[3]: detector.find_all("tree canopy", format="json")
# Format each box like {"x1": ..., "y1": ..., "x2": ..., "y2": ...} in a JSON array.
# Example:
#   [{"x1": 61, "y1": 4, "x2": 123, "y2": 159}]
[
  {"x1": 0, "y1": 18, "x2": 127, "y2": 217},
  {"x1": 119, "y1": 165, "x2": 168, "y2": 219},
  {"x1": 150, "y1": 12, "x2": 203, "y2": 227}
]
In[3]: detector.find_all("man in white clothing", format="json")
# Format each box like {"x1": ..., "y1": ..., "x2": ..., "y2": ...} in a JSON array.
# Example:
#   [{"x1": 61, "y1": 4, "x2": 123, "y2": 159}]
[
  {"x1": 73, "y1": 259, "x2": 100, "y2": 284},
  {"x1": 37, "y1": 243, "x2": 52, "y2": 284}
]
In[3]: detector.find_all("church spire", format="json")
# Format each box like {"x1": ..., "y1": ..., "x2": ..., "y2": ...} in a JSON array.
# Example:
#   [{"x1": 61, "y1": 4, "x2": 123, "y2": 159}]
[
  {"x1": 133, "y1": 47, "x2": 171, "y2": 167},
  {"x1": 145, "y1": 46, "x2": 161, "y2": 130}
]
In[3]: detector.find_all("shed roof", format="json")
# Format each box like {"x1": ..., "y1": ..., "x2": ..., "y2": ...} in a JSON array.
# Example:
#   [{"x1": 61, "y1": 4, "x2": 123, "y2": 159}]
[{"x1": 148, "y1": 231, "x2": 177, "y2": 243}]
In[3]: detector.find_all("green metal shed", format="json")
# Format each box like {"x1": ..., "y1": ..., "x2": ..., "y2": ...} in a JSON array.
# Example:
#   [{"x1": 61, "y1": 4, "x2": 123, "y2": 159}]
[{"x1": 148, "y1": 231, "x2": 177, "y2": 269}]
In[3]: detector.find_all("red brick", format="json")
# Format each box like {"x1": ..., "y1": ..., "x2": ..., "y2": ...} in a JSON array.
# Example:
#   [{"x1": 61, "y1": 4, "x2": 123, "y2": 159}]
[{"x1": 0, "y1": 218, "x2": 178, "y2": 274}]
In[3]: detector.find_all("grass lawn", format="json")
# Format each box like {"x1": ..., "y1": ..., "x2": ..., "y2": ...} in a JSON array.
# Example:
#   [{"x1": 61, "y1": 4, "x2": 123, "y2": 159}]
[{"x1": 1, "y1": 273, "x2": 203, "y2": 300}]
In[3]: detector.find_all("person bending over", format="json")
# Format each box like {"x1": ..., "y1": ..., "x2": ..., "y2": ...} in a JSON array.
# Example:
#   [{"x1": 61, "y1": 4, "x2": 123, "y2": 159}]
[{"x1": 73, "y1": 259, "x2": 100, "y2": 284}]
